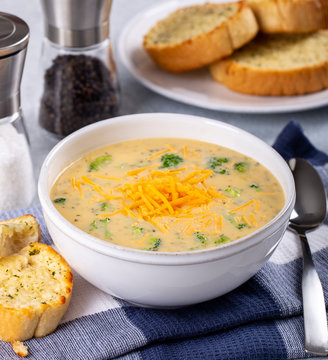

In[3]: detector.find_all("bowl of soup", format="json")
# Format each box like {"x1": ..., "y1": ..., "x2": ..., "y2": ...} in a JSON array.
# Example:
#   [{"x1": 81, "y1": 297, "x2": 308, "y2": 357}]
[{"x1": 38, "y1": 113, "x2": 295, "y2": 308}]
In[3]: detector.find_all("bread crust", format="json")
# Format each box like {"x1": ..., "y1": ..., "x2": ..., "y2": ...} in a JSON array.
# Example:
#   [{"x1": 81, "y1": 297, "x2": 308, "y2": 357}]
[
  {"x1": 209, "y1": 57, "x2": 328, "y2": 96},
  {"x1": 0, "y1": 243, "x2": 73, "y2": 342},
  {"x1": 143, "y1": 2, "x2": 258, "y2": 72},
  {"x1": 247, "y1": 0, "x2": 328, "y2": 33}
]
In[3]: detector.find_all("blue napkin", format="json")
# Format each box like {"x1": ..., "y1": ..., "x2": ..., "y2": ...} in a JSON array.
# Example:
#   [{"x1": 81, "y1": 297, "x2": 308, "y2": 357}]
[
  {"x1": 273, "y1": 120, "x2": 328, "y2": 166},
  {"x1": 273, "y1": 120, "x2": 328, "y2": 223},
  {"x1": 0, "y1": 121, "x2": 327, "y2": 360}
]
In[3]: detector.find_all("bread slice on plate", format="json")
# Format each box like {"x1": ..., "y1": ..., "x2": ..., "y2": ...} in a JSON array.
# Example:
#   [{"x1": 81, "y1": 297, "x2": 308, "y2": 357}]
[
  {"x1": 143, "y1": 1, "x2": 258, "y2": 72},
  {"x1": 246, "y1": 0, "x2": 328, "y2": 33},
  {"x1": 0, "y1": 215, "x2": 41, "y2": 258},
  {"x1": 209, "y1": 30, "x2": 328, "y2": 96},
  {"x1": 0, "y1": 242, "x2": 73, "y2": 343}
]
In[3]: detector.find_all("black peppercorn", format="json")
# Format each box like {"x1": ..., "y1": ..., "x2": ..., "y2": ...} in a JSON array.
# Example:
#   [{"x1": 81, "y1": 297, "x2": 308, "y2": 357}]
[{"x1": 39, "y1": 54, "x2": 119, "y2": 137}]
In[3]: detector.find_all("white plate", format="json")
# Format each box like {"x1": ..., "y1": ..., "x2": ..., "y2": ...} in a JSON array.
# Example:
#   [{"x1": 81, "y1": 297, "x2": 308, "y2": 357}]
[{"x1": 118, "y1": 0, "x2": 328, "y2": 114}]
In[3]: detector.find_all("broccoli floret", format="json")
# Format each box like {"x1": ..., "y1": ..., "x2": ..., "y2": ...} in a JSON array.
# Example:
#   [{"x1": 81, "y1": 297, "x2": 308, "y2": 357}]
[
  {"x1": 145, "y1": 237, "x2": 161, "y2": 251},
  {"x1": 88, "y1": 154, "x2": 112, "y2": 172},
  {"x1": 100, "y1": 218, "x2": 110, "y2": 224},
  {"x1": 54, "y1": 197, "x2": 66, "y2": 204},
  {"x1": 225, "y1": 188, "x2": 240, "y2": 198},
  {"x1": 100, "y1": 202, "x2": 109, "y2": 211},
  {"x1": 194, "y1": 232, "x2": 207, "y2": 245},
  {"x1": 104, "y1": 230, "x2": 112, "y2": 239},
  {"x1": 89, "y1": 220, "x2": 98, "y2": 230},
  {"x1": 188, "y1": 247, "x2": 201, "y2": 251},
  {"x1": 160, "y1": 154, "x2": 183, "y2": 168},
  {"x1": 214, "y1": 236, "x2": 230, "y2": 245},
  {"x1": 234, "y1": 162, "x2": 249, "y2": 173},
  {"x1": 89, "y1": 218, "x2": 112, "y2": 238},
  {"x1": 225, "y1": 215, "x2": 248, "y2": 230},
  {"x1": 132, "y1": 225, "x2": 144, "y2": 235},
  {"x1": 208, "y1": 157, "x2": 229, "y2": 174},
  {"x1": 208, "y1": 157, "x2": 228, "y2": 169},
  {"x1": 250, "y1": 184, "x2": 260, "y2": 191}
]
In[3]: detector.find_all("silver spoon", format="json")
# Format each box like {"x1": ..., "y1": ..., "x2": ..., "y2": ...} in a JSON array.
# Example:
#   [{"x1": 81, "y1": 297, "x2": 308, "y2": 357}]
[{"x1": 288, "y1": 158, "x2": 328, "y2": 355}]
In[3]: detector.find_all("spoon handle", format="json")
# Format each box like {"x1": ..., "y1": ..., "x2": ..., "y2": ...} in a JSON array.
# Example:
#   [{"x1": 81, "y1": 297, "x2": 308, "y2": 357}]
[{"x1": 299, "y1": 232, "x2": 328, "y2": 355}]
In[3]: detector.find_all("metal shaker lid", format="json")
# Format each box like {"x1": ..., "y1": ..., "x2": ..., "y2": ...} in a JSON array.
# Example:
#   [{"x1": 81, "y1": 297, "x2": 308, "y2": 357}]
[
  {"x1": 0, "y1": 12, "x2": 29, "y2": 57},
  {"x1": 41, "y1": 0, "x2": 112, "y2": 48}
]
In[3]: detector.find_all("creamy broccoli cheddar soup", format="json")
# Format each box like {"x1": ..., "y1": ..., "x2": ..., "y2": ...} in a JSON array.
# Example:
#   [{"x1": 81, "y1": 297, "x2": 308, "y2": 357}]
[{"x1": 51, "y1": 138, "x2": 284, "y2": 252}]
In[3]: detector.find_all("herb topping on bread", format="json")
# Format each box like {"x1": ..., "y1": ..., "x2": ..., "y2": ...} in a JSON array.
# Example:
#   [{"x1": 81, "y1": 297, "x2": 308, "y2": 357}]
[
  {"x1": 0, "y1": 242, "x2": 73, "y2": 342},
  {"x1": 209, "y1": 30, "x2": 328, "y2": 95},
  {"x1": 143, "y1": 2, "x2": 258, "y2": 72}
]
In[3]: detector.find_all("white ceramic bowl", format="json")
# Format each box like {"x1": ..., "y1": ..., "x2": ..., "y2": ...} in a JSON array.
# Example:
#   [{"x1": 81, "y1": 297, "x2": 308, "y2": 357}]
[{"x1": 38, "y1": 113, "x2": 295, "y2": 308}]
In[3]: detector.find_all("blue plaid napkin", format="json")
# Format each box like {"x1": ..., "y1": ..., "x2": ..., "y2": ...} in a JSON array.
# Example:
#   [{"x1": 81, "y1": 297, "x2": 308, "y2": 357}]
[{"x1": 0, "y1": 121, "x2": 327, "y2": 360}]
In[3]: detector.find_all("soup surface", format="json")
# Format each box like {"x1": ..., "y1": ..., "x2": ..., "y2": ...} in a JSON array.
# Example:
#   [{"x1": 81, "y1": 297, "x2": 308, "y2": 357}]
[{"x1": 51, "y1": 138, "x2": 284, "y2": 252}]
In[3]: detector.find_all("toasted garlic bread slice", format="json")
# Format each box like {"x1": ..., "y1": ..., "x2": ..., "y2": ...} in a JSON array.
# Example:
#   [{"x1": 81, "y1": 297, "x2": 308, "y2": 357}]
[
  {"x1": 143, "y1": 2, "x2": 258, "y2": 72},
  {"x1": 0, "y1": 242, "x2": 73, "y2": 342},
  {"x1": 209, "y1": 30, "x2": 328, "y2": 96},
  {"x1": 246, "y1": 0, "x2": 328, "y2": 34},
  {"x1": 0, "y1": 215, "x2": 41, "y2": 258}
]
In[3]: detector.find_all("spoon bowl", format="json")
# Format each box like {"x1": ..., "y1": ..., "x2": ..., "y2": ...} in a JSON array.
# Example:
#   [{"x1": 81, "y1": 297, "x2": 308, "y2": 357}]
[
  {"x1": 289, "y1": 158, "x2": 327, "y2": 231},
  {"x1": 288, "y1": 158, "x2": 328, "y2": 355}
]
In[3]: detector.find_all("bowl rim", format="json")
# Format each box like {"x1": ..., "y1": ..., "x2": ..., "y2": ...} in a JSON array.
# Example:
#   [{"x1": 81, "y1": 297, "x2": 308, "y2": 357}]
[{"x1": 38, "y1": 112, "x2": 295, "y2": 265}]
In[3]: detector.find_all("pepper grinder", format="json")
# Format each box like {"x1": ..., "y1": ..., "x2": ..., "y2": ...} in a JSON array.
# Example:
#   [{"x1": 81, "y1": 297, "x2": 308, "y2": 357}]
[
  {"x1": 0, "y1": 12, "x2": 35, "y2": 212},
  {"x1": 39, "y1": 0, "x2": 120, "y2": 137}
]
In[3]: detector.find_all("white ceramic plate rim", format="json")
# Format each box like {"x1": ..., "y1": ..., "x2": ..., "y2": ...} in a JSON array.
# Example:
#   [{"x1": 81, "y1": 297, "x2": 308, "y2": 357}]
[
  {"x1": 38, "y1": 113, "x2": 295, "y2": 265},
  {"x1": 118, "y1": 0, "x2": 328, "y2": 114}
]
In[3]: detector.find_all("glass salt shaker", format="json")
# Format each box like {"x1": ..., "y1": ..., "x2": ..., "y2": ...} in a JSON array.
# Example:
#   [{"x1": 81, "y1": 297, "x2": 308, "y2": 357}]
[
  {"x1": 0, "y1": 13, "x2": 35, "y2": 213},
  {"x1": 39, "y1": 0, "x2": 120, "y2": 137}
]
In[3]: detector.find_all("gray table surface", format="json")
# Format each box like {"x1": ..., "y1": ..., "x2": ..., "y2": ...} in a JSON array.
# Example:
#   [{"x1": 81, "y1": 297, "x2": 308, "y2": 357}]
[{"x1": 2, "y1": 0, "x2": 328, "y2": 359}]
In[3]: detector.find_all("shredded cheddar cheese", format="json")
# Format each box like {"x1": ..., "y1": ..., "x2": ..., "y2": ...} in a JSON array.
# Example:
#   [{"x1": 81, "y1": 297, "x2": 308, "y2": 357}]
[
  {"x1": 72, "y1": 165, "x2": 264, "y2": 236},
  {"x1": 89, "y1": 174, "x2": 122, "y2": 181},
  {"x1": 229, "y1": 200, "x2": 256, "y2": 213},
  {"x1": 94, "y1": 167, "x2": 233, "y2": 233},
  {"x1": 126, "y1": 164, "x2": 159, "y2": 176},
  {"x1": 81, "y1": 175, "x2": 98, "y2": 187},
  {"x1": 183, "y1": 145, "x2": 188, "y2": 158},
  {"x1": 167, "y1": 144, "x2": 177, "y2": 152},
  {"x1": 250, "y1": 213, "x2": 258, "y2": 226},
  {"x1": 148, "y1": 149, "x2": 171, "y2": 160},
  {"x1": 71, "y1": 177, "x2": 83, "y2": 197}
]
